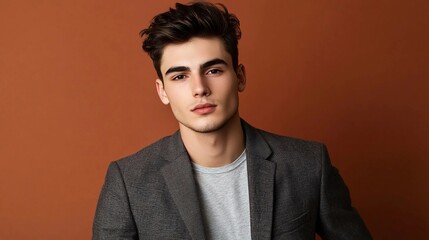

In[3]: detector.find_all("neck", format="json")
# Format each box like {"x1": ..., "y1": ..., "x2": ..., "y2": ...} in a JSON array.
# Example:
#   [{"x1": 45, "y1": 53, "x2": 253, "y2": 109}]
[{"x1": 179, "y1": 115, "x2": 245, "y2": 167}]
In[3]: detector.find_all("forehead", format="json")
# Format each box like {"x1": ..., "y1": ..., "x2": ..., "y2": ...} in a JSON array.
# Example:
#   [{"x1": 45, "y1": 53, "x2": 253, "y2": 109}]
[{"x1": 160, "y1": 37, "x2": 231, "y2": 72}]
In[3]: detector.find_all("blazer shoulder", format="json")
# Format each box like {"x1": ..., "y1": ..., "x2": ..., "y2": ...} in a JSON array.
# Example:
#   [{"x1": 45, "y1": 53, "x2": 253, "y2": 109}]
[
  {"x1": 109, "y1": 132, "x2": 181, "y2": 183},
  {"x1": 251, "y1": 127, "x2": 328, "y2": 172},
  {"x1": 256, "y1": 127, "x2": 324, "y2": 153}
]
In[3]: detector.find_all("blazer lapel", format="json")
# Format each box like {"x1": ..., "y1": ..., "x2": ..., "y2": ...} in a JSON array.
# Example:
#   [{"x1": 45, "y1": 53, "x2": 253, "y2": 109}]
[
  {"x1": 161, "y1": 133, "x2": 206, "y2": 240},
  {"x1": 243, "y1": 120, "x2": 276, "y2": 240}
]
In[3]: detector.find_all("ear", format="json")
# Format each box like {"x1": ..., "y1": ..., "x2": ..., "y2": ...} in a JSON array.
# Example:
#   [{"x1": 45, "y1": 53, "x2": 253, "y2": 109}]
[
  {"x1": 156, "y1": 79, "x2": 170, "y2": 105},
  {"x1": 236, "y1": 64, "x2": 247, "y2": 92}
]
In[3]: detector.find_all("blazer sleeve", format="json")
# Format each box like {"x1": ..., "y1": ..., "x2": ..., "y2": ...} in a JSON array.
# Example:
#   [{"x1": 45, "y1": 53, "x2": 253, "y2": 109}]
[
  {"x1": 93, "y1": 162, "x2": 138, "y2": 240},
  {"x1": 317, "y1": 144, "x2": 372, "y2": 239}
]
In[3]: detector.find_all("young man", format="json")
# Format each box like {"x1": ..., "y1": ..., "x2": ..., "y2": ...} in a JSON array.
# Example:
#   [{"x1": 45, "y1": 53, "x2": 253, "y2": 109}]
[{"x1": 93, "y1": 2, "x2": 372, "y2": 239}]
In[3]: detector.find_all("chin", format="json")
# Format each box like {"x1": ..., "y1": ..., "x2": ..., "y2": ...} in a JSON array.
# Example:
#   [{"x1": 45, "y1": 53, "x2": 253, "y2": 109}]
[
  {"x1": 181, "y1": 112, "x2": 240, "y2": 134},
  {"x1": 186, "y1": 121, "x2": 225, "y2": 133}
]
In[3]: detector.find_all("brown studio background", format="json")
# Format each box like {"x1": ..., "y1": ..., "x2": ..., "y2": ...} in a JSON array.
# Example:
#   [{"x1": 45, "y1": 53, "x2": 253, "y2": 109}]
[{"x1": 1, "y1": 0, "x2": 428, "y2": 239}]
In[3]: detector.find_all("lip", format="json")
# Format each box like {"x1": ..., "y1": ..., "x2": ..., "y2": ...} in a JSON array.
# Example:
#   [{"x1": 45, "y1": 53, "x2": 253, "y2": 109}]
[{"x1": 191, "y1": 103, "x2": 217, "y2": 114}]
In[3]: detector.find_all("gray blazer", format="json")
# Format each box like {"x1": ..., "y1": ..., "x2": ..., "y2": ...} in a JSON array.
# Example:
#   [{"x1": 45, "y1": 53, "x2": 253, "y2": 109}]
[{"x1": 93, "y1": 120, "x2": 371, "y2": 239}]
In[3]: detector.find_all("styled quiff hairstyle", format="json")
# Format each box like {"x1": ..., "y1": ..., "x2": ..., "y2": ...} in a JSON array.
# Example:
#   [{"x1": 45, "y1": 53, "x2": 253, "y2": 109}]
[{"x1": 140, "y1": 1, "x2": 241, "y2": 80}]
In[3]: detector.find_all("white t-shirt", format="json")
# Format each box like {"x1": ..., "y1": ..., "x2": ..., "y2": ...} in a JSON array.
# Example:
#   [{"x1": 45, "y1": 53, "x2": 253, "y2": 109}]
[{"x1": 192, "y1": 150, "x2": 251, "y2": 239}]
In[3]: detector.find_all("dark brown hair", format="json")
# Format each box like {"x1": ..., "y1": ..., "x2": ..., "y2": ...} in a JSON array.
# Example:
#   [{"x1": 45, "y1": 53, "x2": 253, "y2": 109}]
[{"x1": 140, "y1": 2, "x2": 241, "y2": 80}]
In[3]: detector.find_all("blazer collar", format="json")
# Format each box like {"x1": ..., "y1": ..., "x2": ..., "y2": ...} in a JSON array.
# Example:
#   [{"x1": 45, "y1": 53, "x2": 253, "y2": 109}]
[
  {"x1": 241, "y1": 119, "x2": 272, "y2": 159},
  {"x1": 161, "y1": 132, "x2": 206, "y2": 239},
  {"x1": 161, "y1": 120, "x2": 275, "y2": 239},
  {"x1": 242, "y1": 119, "x2": 276, "y2": 239}
]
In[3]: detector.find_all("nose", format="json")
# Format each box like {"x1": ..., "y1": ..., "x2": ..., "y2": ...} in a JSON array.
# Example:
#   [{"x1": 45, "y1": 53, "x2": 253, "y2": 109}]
[{"x1": 192, "y1": 75, "x2": 211, "y2": 97}]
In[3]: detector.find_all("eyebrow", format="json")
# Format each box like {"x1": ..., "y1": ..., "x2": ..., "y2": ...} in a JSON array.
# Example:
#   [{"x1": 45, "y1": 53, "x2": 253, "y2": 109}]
[
  {"x1": 201, "y1": 58, "x2": 227, "y2": 69},
  {"x1": 164, "y1": 58, "x2": 228, "y2": 76},
  {"x1": 165, "y1": 66, "x2": 190, "y2": 76}
]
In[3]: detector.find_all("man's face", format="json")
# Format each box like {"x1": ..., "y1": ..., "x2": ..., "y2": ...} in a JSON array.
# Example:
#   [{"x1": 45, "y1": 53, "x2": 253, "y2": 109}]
[{"x1": 156, "y1": 37, "x2": 246, "y2": 133}]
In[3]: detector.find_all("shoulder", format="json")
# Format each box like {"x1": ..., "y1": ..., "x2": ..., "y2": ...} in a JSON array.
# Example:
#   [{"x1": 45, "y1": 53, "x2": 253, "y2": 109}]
[
  {"x1": 118, "y1": 133, "x2": 175, "y2": 165},
  {"x1": 242, "y1": 119, "x2": 324, "y2": 154},
  {"x1": 250, "y1": 126, "x2": 327, "y2": 185},
  {"x1": 108, "y1": 132, "x2": 181, "y2": 184},
  {"x1": 247, "y1": 125, "x2": 326, "y2": 173},
  {"x1": 257, "y1": 128, "x2": 324, "y2": 156}
]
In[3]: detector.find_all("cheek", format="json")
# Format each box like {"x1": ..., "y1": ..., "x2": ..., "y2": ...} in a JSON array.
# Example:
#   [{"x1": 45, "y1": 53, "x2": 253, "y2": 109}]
[
  {"x1": 222, "y1": 91, "x2": 240, "y2": 111},
  {"x1": 167, "y1": 96, "x2": 180, "y2": 109},
  {"x1": 213, "y1": 80, "x2": 237, "y2": 95},
  {"x1": 167, "y1": 101, "x2": 183, "y2": 120},
  {"x1": 165, "y1": 92, "x2": 185, "y2": 111},
  {"x1": 225, "y1": 83, "x2": 240, "y2": 100}
]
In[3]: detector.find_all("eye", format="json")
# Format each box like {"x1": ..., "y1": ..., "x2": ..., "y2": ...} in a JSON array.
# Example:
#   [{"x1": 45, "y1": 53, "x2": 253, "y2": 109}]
[
  {"x1": 206, "y1": 69, "x2": 222, "y2": 75},
  {"x1": 172, "y1": 74, "x2": 186, "y2": 80}
]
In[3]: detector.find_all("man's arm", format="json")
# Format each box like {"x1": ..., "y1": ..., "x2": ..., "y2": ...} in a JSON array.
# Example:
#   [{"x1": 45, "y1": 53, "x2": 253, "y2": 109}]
[
  {"x1": 93, "y1": 162, "x2": 138, "y2": 240},
  {"x1": 317, "y1": 145, "x2": 372, "y2": 239}
]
